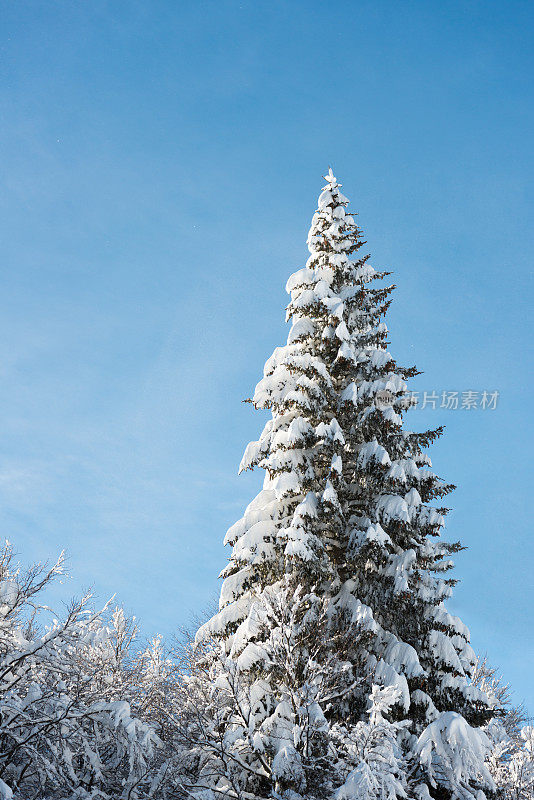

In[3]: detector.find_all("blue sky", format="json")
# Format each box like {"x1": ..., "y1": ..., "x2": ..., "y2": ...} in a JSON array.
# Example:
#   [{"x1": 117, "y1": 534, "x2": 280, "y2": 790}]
[{"x1": 1, "y1": 1, "x2": 532, "y2": 710}]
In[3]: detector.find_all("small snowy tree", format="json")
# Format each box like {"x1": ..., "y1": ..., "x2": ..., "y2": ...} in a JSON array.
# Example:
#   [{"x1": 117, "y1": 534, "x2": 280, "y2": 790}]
[
  {"x1": 334, "y1": 685, "x2": 408, "y2": 800},
  {"x1": 0, "y1": 541, "x2": 157, "y2": 799},
  {"x1": 471, "y1": 657, "x2": 533, "y2": 800},
  {"x1": 183, "y1": 169, "x2": 496, "y2": 799},
  {"x1": 505, "y1": 726, "x2": 534, "y2": 800},
  {"x1": 471, "y1": 656, "x2": 525, "y2": 741}
]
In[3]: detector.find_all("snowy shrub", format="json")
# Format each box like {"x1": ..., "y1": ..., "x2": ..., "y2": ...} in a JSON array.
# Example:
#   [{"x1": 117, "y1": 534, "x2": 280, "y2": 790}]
[{"x1": 0, "y1": 541, "x2": 157, "y2": 799}]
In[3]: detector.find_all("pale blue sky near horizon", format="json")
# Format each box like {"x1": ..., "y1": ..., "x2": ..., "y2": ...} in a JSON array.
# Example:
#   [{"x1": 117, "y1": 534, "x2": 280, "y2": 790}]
[{"x1": 0, "y1": 1, "x2": 533, "y2": 711}]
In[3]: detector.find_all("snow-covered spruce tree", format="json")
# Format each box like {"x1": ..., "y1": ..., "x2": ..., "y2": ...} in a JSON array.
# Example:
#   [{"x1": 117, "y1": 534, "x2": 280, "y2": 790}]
[{"x1": 188, "y1": 170, "x2": 495, "y2": 800}]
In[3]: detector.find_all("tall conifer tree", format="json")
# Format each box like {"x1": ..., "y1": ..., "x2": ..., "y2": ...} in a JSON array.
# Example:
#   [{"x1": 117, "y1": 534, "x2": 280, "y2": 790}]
[{"x1": 191, "y1": 171, "x2": 495, "y2": 800}]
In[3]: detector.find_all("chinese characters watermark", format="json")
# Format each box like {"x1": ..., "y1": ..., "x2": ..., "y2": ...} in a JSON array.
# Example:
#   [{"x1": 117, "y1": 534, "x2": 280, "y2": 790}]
[{"x1": 375, "y1": 390, "x2": 499, "y2": 410}]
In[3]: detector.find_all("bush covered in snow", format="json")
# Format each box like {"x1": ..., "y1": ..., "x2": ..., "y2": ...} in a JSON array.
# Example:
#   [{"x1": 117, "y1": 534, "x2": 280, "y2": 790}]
[{"x1": 0, "y1": 542, "x2": 157, "y2": 799}]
